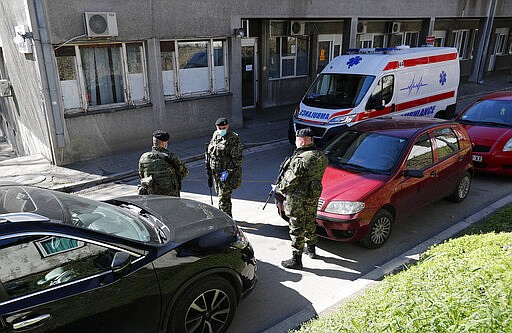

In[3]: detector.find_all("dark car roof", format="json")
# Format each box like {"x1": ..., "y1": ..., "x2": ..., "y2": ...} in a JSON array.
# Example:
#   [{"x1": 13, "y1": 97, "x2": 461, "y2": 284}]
[{"x1": 351, "y1": 116, "x2": 454, "y2": 138}]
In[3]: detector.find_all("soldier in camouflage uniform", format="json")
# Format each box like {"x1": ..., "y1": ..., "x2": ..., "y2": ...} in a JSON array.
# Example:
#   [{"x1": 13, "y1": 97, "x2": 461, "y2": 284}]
[
  {"x1": 138, "y1": 130, "x2": 189, "y2": 197},
  {"x1": 206, "y1": 118, "x2": 243, "y2": 217},
  {"x1": 276, "y1": 127, "x2": 328, "y2": 270}
]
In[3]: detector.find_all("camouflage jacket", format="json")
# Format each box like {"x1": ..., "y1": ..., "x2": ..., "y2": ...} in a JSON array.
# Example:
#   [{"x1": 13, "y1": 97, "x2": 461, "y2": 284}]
[
  {"x1": 139, "y1": 146, "x2": 189, "y2": 193},
  {"x1": 276, "y1": 144, "x2": 328, "y2": 197},
  {"x1": 207, "y1": 130, "x2": 243, "y2": 189},
  {"x1": 207, "y1": 130, "x2": 243, "y2": 173}
]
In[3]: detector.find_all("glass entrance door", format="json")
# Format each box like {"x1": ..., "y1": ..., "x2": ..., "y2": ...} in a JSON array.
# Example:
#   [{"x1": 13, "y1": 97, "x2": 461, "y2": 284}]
[{"x1": 242, "y1": 39, "x2": 257, "y2": 108}]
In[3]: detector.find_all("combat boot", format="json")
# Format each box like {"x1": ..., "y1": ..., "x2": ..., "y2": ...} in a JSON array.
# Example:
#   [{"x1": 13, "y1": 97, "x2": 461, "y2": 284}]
[
  {"x1": 304, "y1": 244, "x2": 317, "y2": 259},
  {"x1": 281, "y1": 254, "x2": 303, "y2": 270}
]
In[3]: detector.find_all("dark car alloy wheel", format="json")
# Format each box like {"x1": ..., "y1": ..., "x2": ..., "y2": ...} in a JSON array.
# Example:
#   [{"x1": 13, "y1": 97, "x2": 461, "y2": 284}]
[
  {"x1": 361, "y1": 209, "x2": 393, "y2": 249},
  {"x1": 448, "y1": 171, "x2": 472, "y2": 202},
  {"x1": 169, "y1": 277, "x2": 237, "y2": 333}
]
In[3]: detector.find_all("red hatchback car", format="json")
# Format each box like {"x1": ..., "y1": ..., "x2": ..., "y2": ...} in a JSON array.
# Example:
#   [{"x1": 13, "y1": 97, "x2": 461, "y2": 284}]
[
  {"x1": 278, "y1": 116, "x2": 474, "y2": 249},
  {"x1": 455, "y1": 91, "x2": 512, "y2": 176}
]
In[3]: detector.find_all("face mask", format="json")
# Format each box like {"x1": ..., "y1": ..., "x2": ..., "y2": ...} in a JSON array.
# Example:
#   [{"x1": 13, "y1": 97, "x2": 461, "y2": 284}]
[{"x1": 218, "y1": 129, "x2": 227, "y2": 137}]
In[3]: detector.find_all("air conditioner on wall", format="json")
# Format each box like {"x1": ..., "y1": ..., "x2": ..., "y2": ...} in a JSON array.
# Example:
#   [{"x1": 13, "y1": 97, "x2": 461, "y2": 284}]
[
  {"x1": 84, "y1": 12, "x2": 118, "y2": 37},
  {"x1": 389, "y1": 21, "x2": 401, "y2": 34},
  {"x1": 290, "y1": 21, "x2": 305, "y2": 36},
  {"x1": 357, "y1": 21, "x2": 368, "y2": 34}
]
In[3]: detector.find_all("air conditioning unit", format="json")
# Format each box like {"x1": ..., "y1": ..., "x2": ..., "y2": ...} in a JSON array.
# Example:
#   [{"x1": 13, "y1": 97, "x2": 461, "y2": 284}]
[
  {"x1": 84, "y1": 12, "x2": 118, "y2": 37},
  {"x1": 357, "y1": 21, "x2": 368, "y2": 34},
  {"x1": 388, "y1": 21, "x2": 401, "y2": 34},
  {"x1": 290, "y1": 21, "x2": 305, "y2": 36},
  {"x1": 0, "y1": 79, "x2": 12, "y2": 97}
]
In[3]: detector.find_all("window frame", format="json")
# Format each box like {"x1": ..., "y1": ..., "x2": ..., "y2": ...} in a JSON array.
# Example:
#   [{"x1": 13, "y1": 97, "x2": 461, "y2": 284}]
[
  {"x1": 494, "y1": 28, "x2": 510, "y2": 56},
  {"x1": 451, "y1": 29, "x2": 474, "y2": 59},
  {"x1": 161, "y1": 38, "x2": 229, "y2": 99},
  {"x1": 406, "y1": 133, "x2": 434, "y2": 171},
  {"x1": 269, "y1": 36, "x2": 310, "y2": 80},
  {"x1": 55, "y1": 42, "x2": 150, "y2": 113},
  {"x1": 432, "y1": 127, "x2": 460, "y2": 162}
]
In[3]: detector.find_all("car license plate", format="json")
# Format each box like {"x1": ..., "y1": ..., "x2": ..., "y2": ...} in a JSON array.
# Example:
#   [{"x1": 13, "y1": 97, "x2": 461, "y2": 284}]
[{"x1": 472, "y1": 155, "x2": 483, "y2": 162}]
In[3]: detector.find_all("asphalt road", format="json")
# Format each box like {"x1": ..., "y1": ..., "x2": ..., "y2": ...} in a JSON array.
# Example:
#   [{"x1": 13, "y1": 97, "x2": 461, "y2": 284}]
[{"x1": 76, "y1": 140, "x2": 512, "y2": 333}]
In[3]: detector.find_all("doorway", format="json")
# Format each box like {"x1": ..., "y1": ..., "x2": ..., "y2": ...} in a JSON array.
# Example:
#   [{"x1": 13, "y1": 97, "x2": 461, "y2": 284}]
[
  {"x1": 242, "y1": 38, "x2": 258, "y2": 108},
  {"x1": 317, "y1": 34, "x2": 342, "y2": 74}
]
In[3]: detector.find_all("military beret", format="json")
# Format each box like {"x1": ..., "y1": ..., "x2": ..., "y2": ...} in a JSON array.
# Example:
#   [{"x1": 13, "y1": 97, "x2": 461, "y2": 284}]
[
  {"x1": 296, "y1": 127, "x2": 313, "y2": 137},
  {"x1": 215, "y1": 117, "x2": 229, "y2": 126},
  {"x1": 152, "y1": 130, "x2": 170, "y2": 142}
]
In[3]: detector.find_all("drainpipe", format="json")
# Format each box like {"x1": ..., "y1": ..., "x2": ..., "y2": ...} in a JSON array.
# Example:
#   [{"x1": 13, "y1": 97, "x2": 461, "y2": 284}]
[
  {"x1": 468, "y1": 0, "x2": 497, "y2": 84},
  {"x1": 30, "y1": 0, "x2": 65, "y2": 164}
]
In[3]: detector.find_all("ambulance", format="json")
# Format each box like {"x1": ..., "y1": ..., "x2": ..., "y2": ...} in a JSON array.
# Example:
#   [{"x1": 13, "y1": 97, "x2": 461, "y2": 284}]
[{"x1": 290, "y1": 46, "x2": 460, "y2": 144}]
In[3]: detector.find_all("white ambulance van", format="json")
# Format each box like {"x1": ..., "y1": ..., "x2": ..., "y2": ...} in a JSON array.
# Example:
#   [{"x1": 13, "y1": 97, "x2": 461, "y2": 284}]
[{"x1": 290, "y1": 46, "x2": 460, "y2": 144}]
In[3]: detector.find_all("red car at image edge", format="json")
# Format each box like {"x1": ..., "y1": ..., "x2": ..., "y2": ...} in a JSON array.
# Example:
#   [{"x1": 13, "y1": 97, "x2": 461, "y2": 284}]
[{"x1": 455, "y1": 91, "x2": 512, "y2": 176}]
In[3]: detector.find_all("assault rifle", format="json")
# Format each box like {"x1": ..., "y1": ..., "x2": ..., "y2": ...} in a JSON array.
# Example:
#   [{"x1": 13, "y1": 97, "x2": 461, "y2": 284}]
[
  {"x1": 204, "y1": 144, "x2": 214, "y2": 205},
  {"x1": 262, "y1": 156, "x2": 290, "y2": 210}
]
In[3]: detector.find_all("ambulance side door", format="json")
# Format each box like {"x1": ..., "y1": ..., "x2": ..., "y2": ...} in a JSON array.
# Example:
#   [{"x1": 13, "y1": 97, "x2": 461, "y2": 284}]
[{"x1": 363, "y1": 74, "x2": 396, "y2": 119}]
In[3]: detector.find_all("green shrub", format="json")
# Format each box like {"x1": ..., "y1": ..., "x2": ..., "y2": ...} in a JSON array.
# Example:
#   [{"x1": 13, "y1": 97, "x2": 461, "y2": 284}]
[{"x1": 294, "y1": 205, "x2": 512, "y2": 333}]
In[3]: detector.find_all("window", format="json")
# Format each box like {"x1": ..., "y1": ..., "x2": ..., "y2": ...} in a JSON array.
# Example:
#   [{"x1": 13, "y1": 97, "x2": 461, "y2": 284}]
[
  {"x1": 366, "y1": 75, "x2": 394, "y2": 110},
  {"x1": 433, "y1": 128, "x2": 459, "y2": 161},
  {"x1": 0, "y1": 235, "x2": 119, "y2": 300},
  {"x1": 55, "y1": 42, "x2": 149, "y2": 111},
  {"x1": 404, "y1": 32, "x2": 419, "y2": 47},
  {"x1": 388, "y1": 33, "x2": 403, "y2": 47},
  {"x1": 494, "y1": 28, "x2": 510, "y2": 55},
  {"x1": 269, "y1": 36, "x2": 309, "y2": 79},
  {"x1": 161, "y1": 39, "x2": 228, "y2": 98},
  {"x1": 451, "y1": 29, "x2": 475, "y2": 59},
  {"x1": 406, "y1": 134, "x2": 433, "y2": 170},
  {"x1": 357, "y1": 34, "x2": 384, "y2": 48}
]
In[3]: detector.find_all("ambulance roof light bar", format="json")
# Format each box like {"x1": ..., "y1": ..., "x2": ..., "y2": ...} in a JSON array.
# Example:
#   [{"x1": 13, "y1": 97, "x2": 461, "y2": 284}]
[{"x1": 346, "y1": 47, "x2": 404, "y2": 55}]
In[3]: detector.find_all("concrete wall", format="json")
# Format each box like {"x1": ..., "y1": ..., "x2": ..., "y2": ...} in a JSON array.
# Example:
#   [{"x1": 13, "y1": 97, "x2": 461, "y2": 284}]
[
  {"x1": 0, "y1": 0, "x2": 510, "y2": 165},
  {"x1": 0, "y1": 0, "x2": 53, "y2": 160},
  {"x1": 41, "y1": 0, "x2": 243, "y2": 165}
]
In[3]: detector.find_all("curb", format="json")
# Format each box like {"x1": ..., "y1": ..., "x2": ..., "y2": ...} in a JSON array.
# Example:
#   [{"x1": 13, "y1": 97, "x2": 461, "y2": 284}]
[
  {"x1": 54, "y1": 138, "x2": 289, "y2": 193},
  {"x1": 262, "y1": 192, "x2": 512, "y2": 332}
]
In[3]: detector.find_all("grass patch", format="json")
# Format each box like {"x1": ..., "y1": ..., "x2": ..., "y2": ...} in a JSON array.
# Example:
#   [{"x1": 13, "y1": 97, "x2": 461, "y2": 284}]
[{"x1": 294, "y1": 204, "x2": 512, "y2": 333}]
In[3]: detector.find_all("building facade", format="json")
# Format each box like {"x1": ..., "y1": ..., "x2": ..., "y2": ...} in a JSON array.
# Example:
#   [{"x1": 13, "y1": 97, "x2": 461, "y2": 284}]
[{"x1": 0, "y1": 0, "x2": 511, "y2": 165}]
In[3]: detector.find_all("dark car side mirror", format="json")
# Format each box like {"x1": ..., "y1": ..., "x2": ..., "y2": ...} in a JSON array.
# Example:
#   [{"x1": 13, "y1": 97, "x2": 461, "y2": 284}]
[
  {"x1": 404, "y1": 169, "x2": 424, "y2": 178},
  {"x1": 111, "y1": 252, "x2": 131, "y2": 275}
]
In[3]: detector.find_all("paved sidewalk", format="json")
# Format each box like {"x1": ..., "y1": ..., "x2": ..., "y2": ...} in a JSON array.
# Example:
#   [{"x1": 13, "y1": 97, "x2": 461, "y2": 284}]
[{"x1": 1, "y1": 71, "x2": 511, "y2": 191}]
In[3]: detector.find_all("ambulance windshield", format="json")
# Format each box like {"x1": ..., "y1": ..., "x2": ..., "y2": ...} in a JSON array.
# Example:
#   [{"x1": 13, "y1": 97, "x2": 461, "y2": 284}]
[{"x1": 303, "y1": 74, "x2": 375, "y2": 109}]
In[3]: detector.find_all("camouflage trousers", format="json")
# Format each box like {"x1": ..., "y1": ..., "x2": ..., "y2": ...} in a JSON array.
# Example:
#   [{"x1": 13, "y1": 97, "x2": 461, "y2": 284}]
[
  {"x1": 285, "y1": 193, "x2": 318, "y2": 256},
  {"x1": 213, "y1": 176, "x2": 233, "y2": 217}
]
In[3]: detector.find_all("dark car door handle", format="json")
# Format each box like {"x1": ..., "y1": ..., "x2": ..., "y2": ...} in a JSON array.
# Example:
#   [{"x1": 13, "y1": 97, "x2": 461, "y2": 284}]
[
  {"x1": 13, "y1": 314, "x2": 51, "y2": 330},
  {"x1": 430, "y1": 170, "x2": 437, "y2": 177}
]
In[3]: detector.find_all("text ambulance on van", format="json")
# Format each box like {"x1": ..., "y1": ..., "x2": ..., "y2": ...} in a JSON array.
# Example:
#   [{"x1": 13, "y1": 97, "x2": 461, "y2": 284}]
[{"x1": 289, "y1": 46, "x2": 460, "y2": 145}]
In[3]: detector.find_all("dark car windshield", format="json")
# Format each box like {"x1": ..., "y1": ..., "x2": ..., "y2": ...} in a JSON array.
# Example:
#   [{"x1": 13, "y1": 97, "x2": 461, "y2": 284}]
[
  {"x1": 324, "y1": 130, "x2": 408, "y2": 173},
  {"x1": 0, "y1": 186, "x2": 158, "y2": 243},
  {"x1": 458, "y1": 99, "x2": 512, "y2": 127},
  {"x1": 302, "y1": 74, "x2": 375, "y2": 109}
]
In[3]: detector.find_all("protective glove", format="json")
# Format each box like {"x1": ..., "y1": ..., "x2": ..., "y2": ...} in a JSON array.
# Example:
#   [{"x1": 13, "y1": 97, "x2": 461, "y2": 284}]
[
  {"x1": 270, "y1": 184, "x2": 277, "y2": 192},
  {"x1": 220, "y1": 170, "x2": 229, "y2": 182}
]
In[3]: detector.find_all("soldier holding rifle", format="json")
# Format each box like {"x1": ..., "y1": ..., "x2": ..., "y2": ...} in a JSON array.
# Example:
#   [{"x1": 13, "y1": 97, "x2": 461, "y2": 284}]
[{"x1": 275, "y1": 128, "x2": 328, "y2": 270}]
